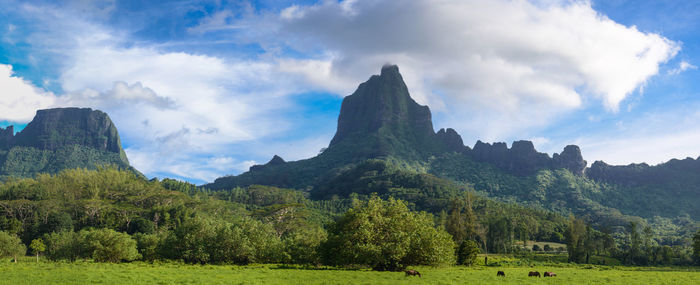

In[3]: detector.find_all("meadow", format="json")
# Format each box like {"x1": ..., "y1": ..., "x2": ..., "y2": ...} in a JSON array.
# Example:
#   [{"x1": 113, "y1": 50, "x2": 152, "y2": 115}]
[{"x1": 1, "y1": 257, "x2": 698, "y2": 285}]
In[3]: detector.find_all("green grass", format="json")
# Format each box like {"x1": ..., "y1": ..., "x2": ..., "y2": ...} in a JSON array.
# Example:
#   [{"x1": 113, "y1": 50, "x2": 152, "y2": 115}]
[{"x1": 0, "y1": 258, "x2": 698, "y2": 285}]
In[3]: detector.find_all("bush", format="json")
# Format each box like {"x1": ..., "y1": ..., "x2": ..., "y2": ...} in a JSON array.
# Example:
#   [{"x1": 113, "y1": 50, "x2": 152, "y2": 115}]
[
  {"x1": 283, "y1": 225, "x2": 327, "y2": 264},
  {"x1": 83, "y1": 228, "x2": 140, "y2": 262},
  {"x1": 457, "y1": 240, "x2": 480, "y2": 266},
  {"x1": 543, "y1": 244, "x2": 552, "y2": 252},
  {"x1": 532, "y1": 244, "x2": 541, "y2": 251},
  {"x1": 322, "y1": 197, "x2": 456, "y2": 271},
  {"x1": 43, "y1": 231, "x2": 85, "y2": 261},
  {"x1": 44, "y1": 229, "x2": 139, "y2": 262},
  {"x1": 0, "y1": 231, "x2": 26, "y2": 261},
  {"x1": 134, "y1": 233, "x2": 162, "y2": 261},
  {"x1": 160, "y1": 217, "x2": 284, "y2": 265},
  {"x1": 160, "y1": 218, "x2": 215, "y2": 264}
]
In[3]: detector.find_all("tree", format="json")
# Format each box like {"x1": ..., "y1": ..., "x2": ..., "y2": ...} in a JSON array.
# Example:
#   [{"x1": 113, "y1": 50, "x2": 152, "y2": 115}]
[
  {"x1": 322, "y1": 196, "x2": 455, "y2": 271},
  {"x1": 30, "y1": 238, "x2": 45, "y2": 262},
  {"x1": 693, "y1": 229, "x2": 700, "y2": 265},
  {"x1": 565, "y1": 216, "x2": 586, "y2": 263},
  {"x1": 0, "y1": 231, "x2": 26, "y2": 262},
  {"x1": 43, "y1": 231, "x2": 87, "y2": 262},
  {"x1": 532, "y1": 244, "x2": 541, "y2": 251},
  {"x1": 83, "y1": 228, "x2": 140, "y2": 262},
  {"x1": 134, "y1": 233, "x2": 161, "y2": 262},
  {"x1": 445, "y1": 194, "x2": 477, "y2": 244},
  {"x1": 457, "y1": 240, "x2": 480, "y2": 266},
  {"x1": 627, "y1": 222, "x2": 643, "y2": 264},
  {"x1": 283, "y1": 225, "x2": 327, "y2": 264}
]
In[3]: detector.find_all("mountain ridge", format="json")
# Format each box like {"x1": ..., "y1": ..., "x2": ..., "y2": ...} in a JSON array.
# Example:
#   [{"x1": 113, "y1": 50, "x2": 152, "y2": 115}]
[{"x1": 205, "y1": 65, "x2": 699, "y2": 229}]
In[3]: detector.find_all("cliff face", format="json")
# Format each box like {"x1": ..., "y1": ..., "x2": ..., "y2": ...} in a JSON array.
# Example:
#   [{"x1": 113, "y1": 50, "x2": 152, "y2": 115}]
[
  {"x1": 12, "y1": 108, "x2": 125, "y2": 155},
  {"x1": 0, "y1": 126, "x2": 12, "y2": 149},
  {"x1": 0, "y1": 108, "x2": 131, "y2": 178},
  {"x1": 469, "y1": 140, "x2": 586, "y2": 176},
  {"x1": 329, "y1": 65, "x2": 435, "y2": 147},
  {"x1": 326, "y1": 64, "x2": 446, "y2": 160}
]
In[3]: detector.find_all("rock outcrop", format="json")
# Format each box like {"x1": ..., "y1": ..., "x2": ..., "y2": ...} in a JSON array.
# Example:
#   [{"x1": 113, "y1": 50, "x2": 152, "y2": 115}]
[
  {"x1": 470, "y1": 140, "x2": 586, "y2": 176},
  {"x1": 250, "y1": 155, "x2": 286, "y2": 171},
  {"x1": 326, "y1": 64, "x2": 445, "y2": 160},
  {"x1": 0, "y1": 126, "x2": 12, "y2": 149},
  {"x1": 553, "y1": 145, "x2": 587, "y2": 176},
  {"x1": 0, "y1": 108, "x2": 132, "y2": 178},
  {"x1": 436, "y1": 128, "x2": 467, "y2": 153}
]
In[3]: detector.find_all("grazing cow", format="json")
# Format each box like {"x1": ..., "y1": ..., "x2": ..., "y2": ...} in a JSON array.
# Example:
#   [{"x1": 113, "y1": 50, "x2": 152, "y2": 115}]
[
  {"x1": 544, "y1": 272, "x2": 557, "y2": 277},
  {"x1": 528, "y1": 271, "x2": 541, "y2": 277},
  {"x1": 405, "y1": 270, "x2": 421, "y2": 277},
  {"x1": 497, "y1": 271, "x2": 505, "y2": 277}
]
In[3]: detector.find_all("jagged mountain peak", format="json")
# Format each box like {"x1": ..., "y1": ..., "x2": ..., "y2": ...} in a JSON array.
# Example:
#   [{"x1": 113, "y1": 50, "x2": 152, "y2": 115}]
[{"x1": 326, "y1": 65, "x2": 443, "y2": 160}]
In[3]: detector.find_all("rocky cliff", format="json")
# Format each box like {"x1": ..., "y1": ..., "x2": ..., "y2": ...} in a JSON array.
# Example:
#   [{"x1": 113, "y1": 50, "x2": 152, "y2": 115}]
[
  {"x1": 469, "y1": 140, "x2": 586, "y2": 176},
  {"x1": 0, "y1": 108, "x2": 132, "y2": 178}
]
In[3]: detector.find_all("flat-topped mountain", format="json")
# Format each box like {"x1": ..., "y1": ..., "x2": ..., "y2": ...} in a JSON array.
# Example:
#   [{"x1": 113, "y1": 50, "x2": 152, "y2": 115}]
[{"x1": 0, "y1": 107, "x2": 132, "y2": 178}]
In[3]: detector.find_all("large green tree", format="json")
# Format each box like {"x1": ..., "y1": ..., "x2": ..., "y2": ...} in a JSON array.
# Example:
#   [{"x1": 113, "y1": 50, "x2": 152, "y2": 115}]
[{"x1": 322, "y1": 196, "x2": 455, "y2": 271}]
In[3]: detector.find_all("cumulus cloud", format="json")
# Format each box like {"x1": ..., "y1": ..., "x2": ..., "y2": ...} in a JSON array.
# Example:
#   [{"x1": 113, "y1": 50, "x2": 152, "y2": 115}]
[
  {"x1": 0, "y1": 64, "x2": 56, "y2": 121},
  {"x1": 213, "y1": 0, "x2": 679, "y2": 141},
  {"x1": 2, "y1": 0, "x2": 686, "y2": 182}
]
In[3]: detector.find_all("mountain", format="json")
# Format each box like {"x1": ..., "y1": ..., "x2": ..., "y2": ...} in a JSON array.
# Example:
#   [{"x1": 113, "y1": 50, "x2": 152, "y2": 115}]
[
  {"x1": 0, "y1": 107, "x2": 133, "y2": 178},
  {"x1": 206, "y1": 65, "x2": 699, "y2": 234}
]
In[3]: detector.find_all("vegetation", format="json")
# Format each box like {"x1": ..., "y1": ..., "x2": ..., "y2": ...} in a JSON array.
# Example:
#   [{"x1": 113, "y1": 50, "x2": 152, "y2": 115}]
[
  {"x1": 0, "y1": 260, "x2": 698, "y2": 285},
  {"x1": 322, "y1": 196, "x2": 455, "y2": 270},
  {"x1": 0, "y1": 230, "x2": 25, "y2": 261}
]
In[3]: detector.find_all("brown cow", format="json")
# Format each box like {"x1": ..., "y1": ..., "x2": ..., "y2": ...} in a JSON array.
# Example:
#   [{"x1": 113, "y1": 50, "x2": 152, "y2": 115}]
[
  {"x1": 497, "y1": 271, "x2": 505, "y2": 277},
  {"x1": 528, "y1": 271, "x2": 541, "y2": 277},
  {"x1": 544, "y1": 272, "x2": 557, "y2": 277},
  {"x1": 405, "y1": 270, "x2": 421, "y2": 277}
]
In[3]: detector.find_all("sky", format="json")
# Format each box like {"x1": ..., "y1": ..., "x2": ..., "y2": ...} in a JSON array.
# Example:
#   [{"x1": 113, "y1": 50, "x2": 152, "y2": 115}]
[{"x1": 1, "y1": 0, "x2": 699, "y2": 184}]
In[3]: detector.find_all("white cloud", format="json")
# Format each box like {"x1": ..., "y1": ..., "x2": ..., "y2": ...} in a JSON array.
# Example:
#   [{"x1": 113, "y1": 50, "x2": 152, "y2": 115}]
[
  {"x1": 576, "y1": 108, "x2": 700, "y2": 165},
  {"x1": 222, "y1": 0, "x2": 678, "y2": 140},
  {"x1": 1, "y1": 0, "x2": 686, "y2": 182},
  {"x1": 0, "y1": 64, "x2": 56, "y2": 121},
  {"x1": 668, "y1": 60, "x2": 697, "y2": 75}
]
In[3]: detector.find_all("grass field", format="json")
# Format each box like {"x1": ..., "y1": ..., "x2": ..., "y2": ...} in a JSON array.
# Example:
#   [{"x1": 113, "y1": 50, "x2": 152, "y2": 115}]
[{"x1": 0, "y1": 258, "x2": 698, "y2": 285}]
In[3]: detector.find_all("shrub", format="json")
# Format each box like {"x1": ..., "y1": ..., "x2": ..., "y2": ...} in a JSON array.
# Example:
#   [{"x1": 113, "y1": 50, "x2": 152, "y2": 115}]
[
  {"x1": 44, "y1": 229, "x2": 140, "y2": 262},
  {"x1": 283, "y1": 225, "x2": 327, "y2": 264},
  {"x1": 83, "y1": 228, "x2": 140, "y2": 262},
  {"x1": 43, "y1": 231, "x2": 85, "y2": 261},
  {"x1": 134, "y1": 233, "x2": 162, "y2": 261},
  {"x1": 543, "y1": 244, "x2": 552, "y2": 252},
  {"x1": 457, "y1": 240, "x2": 480, "y2": 265},
  {"x1": 532, "y1": 244, "x2": 541, "y2": 251},
  {"x1": 160, "y1": 217, "x2": 285, "y2": 265},
  {"x1": 0, "y1": 231, "x2": 26, "y2": 261}
]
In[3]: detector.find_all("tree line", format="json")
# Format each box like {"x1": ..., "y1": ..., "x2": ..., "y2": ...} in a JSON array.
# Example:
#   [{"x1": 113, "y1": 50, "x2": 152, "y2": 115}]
[{"x1": 0, "y1": 167, "x2": 698, "y2": 267}]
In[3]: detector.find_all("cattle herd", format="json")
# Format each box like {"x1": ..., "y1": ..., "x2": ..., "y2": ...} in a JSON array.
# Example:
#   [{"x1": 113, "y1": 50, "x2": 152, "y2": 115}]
[
  {"x1": 498, "y1": 270, "x2": 557, "y2": 278},
  {"x1": 525, "y1": 271, "x2": 557, "y2": 277},
  {"x1": 404, "y1": 269, "x2": 556, "y2": 278}
]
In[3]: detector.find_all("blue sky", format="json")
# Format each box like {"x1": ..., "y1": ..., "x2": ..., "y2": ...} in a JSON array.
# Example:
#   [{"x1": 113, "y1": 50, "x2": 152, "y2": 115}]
[{"x1": 1, "y1": 0, "x2": 698, "y2": 184}]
